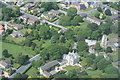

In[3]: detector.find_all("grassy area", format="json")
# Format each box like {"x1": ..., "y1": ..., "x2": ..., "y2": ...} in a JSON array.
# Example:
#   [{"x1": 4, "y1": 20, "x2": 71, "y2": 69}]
[
  {"x1": 86, "y1": 70, "x2": 103, "y2": 78},
  {"x1": 80, "y1": 7, "x2": 94, "y2": 12},
  {"x1": 63, "y1": 65, "x2": 80, "y2": 71},
  {"x1": 65, "y1": 20, "x2": 91, "y2": 29},
  {"x1": 108, "y1": 33, "x2": 118, "y2": 39},
  {"x1": 20, "y1": 29, "x2": 31, "y2": 34},
  {"x1": 89, "y1": 11, "x2": 99, "y2": 16},
  {"x1": 25, "y1": 67, "x2": 39, "y2": 77},
  {"x1": 42, "y1": 40, "x2": 51, "y2": 48},
  {"x1": 6, "y1": 35, "x2": 25, "y2": 43},
  {"x1": 2, "y1": 42, "x2": 36, "y2": 58},
  {"x1": 12, "y1": 63, "x2": 20, "y2": 69}
]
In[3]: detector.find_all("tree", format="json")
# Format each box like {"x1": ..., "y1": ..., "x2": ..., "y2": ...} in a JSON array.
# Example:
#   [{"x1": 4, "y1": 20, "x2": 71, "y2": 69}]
[
  {"x1": 15, "y1": 54, "x2": 30, "y2": 65},
  {"x1": 105, "y1": 9, "x2": 112, "y2": 16},
  {"x1": 97, "y1": 59, "x2": 111, "y2": 70},
  {"x1": 87, "y1": 23, "x2": 99, "y2": 31},
  {"x1": 67, "y1": 7, "x2": 77, "y2": 19},
  {"x1": 41, "y1": 44, "x2": 69, "y2": 61},
  {"x1": 59, "y1": 35, "x2": 66, "y2": 43},
  {"x1": 59, "y1": 16, "x2": 71, "y2": 26},
  {"x1": 71, "y1": 15, "x2": 83, "y2": 26},
  {"x1": 41, "y1": 2, "x2": 59, "y2": 11},
  {"x1": 77, "y1": 41, "x2": 88, "y2": 52},
  {"x1": 93, "y1": 43, "x2": 102, "y2": 52},
  {"x1": 65, "y1": 40, "x2": 74, "y2": 51},
  {"x1": 99, "y1": 22, "x2": 112, "y2": 35},
  {"x1": 105, "y1": 47, "x2": 113, "y2": 53},
  {"x1": 64, "y1": 29, "x2": 74, "y2": 40},
  {"x1": 2, "y1": 49, "x2": 11, "y2": 58},
  {"x1": 95, "y1": 12, "x2": 100, "y2": 19},
  {"x1": 32, "y1": 59, "x2": 45, "y2": 68},
  {"x1": 104, "y1": 65, "x2": 118, "y2": 74},
  {"x1": 31, "y1": 43, "x2": 36, "y2": 50},
  {"x1": 76, "y1": 28, "x2": 92, "y2": 41},
  {"x1": 97, "y1": 7, "x2": 103, "y2": 12},
  {"x1": 39, "y1": 25, "x2": 51, "y2": 39}
]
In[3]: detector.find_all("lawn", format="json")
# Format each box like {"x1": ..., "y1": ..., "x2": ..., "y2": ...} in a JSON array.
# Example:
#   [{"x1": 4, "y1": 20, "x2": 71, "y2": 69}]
[
  {"x1": 20, "y1": 29, "x2": 31, "y2": 34},
  {"x1": 89, "y1": 11, "x2": 99, "y2": 16},
  {"x1": 6, "y1": 35, "x2": 25, "y2": 43},
  {"x1": 42, "y1": 40, "x2": 51, "y2": 48},
  {"x1": 86, "y1": 70, "x2": 103, "y2": 78},
  {"x1": 25, "y1": 67, "x2": 39, "y2": 77},
  {"x1": 2, "y1": 42, "x2": 36, "y2": 58},
  {"x1": 80, "y1": 7, "x2": 94, "y2": 12},
  {"x1": 108, "y1": 33, "x2": 118, "y2": 39},
  {"x1": 65, "y1": 20, "x2": 91, "y2": 29},
  {"x1": 12, "y1": 63, "x2": 20, "y2": 69},
  {"x1": 63, "y1": 65, "x2": 80, "y2": 71}
]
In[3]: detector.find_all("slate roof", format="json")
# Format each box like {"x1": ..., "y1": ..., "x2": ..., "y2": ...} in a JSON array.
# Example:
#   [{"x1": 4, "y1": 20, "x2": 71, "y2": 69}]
[{"x1": 40, "y1": 60, "x2": 59, "y2": 71}]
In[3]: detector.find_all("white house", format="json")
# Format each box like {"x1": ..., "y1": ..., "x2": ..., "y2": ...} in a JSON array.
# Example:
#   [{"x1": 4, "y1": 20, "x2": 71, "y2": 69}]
[{"x1": 62, "y1": 51, "x2": 80, "y2": 65}]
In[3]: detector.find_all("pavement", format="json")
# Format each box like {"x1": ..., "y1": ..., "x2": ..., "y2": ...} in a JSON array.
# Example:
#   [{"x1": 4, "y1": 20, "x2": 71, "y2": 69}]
[{"x1": 9, "y1": 54, "x2": 40, "y2": 78}]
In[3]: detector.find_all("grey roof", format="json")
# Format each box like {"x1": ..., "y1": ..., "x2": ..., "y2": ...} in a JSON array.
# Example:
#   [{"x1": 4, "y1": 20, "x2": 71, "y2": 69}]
[
  {"x1": 41, "y1": 60, "x2": 59, "y2": 71},
  {"x1": 12, "y1": 24, "x2": 24, "y2": 29},
  {"x1": 0, "y1": 60, "x2": 9, "y2": 67},
  {"x1": 11, "y1": 31, "x2": 24, "y2": 37},
  {"x1": 87, "y1": 16, "x2": 103, "y2": 23},
  {"x1": 48, "y1": 10, "x2": 60, "y2": 15}
]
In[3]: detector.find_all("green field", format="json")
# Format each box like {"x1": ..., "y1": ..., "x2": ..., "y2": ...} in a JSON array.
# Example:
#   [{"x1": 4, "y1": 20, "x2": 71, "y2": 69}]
[
  {"x1": 2, "y1": 42, "x2": 36, "y2": 58},
  {"x1": 80, "y1": 7, "x2": 94, "y2": 12},
  {"x1": 6, "y1": 35, "x2": 25, "y2": 43},
  {"x1": 20, "y1": 29, "x2": 31, "y2": 34},
  {"x1": 25, "y1": 67, "x2": 39, "y2": 77},
  {"x1": 86, "y1": 70, "x2": 103, "y2": 78},
  {"x1": 63, "y1": 65, "x2": 80, "y2": 71}
]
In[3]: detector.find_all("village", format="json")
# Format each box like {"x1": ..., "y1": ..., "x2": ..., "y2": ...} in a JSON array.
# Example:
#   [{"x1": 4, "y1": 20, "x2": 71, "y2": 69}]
[{"x1": 0, "y1": 0, "x2": 120, "y2": 79}]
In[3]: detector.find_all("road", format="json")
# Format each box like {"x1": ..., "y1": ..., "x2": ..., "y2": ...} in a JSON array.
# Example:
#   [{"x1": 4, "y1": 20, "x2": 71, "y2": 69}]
[
  {"x1": 1, "y1": 2, "x2": 67, "y2": 31},
  {"x1": 9, "y1": 54, "x2": 40, "y2": 78}
]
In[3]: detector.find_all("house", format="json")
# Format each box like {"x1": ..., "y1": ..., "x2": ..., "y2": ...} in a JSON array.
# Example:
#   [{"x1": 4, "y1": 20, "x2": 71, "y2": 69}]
[
  {"x1": 100, "y1": 34, "x2": 108, "y2": 48},
  {"x1": 41, "y1": 13, "x2": 55, "y2": 20},
  {"x1": 86, "y1": 16, "x2": 103, "y2": 25},
  {"x1": 61, "y1": 50, "x2": 80, "y2": 65},
  {"x1": 12, "y1": 24, "x2": 24, "y2": 30},
  {"x1": 84, "y1": 2, "x2": 94, "y2": 8},
  {"x1": 0, "y1": 60, "x2": 11, "y2": 69},
  {"x1": 105, "y1": 8, "x2": 118, "y2": 15},
  {"x1": 39, "y1": 60, "x2": 60, "y2": 78},
  {"x1": 48, "y1": 10, "x2": 60, "y2": 16},
  {"x1": 19, "y1": 14, "x2": 29, "y2": 24},
  {"x1": 85, "y1": 39, "x2": 97, "y2": 47},
  {"x1": 109, "y1": 15, "x2": 119, "y2": 22},
  {"x1": 31, "y1": 8, "x2": 43, "y2": 13},
  {"x1": 0, "y1": 25, "x2": 5, "y2": 35},
  {"x1": 20, "y1": 3, "x2": 35, "y2": 11},
  {"x1": 70, "y1": 2, "x2": 86, "y2": 10},
  {"x1": 19, "y1": 14, "x2": 38, "y2": 25},
  {"x1": 107, "y1": 38, "x2": 119, "y2": 51},
  {"x1": 27, "y1": 18, "x2": 38, "y2": 25},
  {"x1": 10, "y1": 31, "x2": 24, "y2": 37},
  {"x1": 85, "y1": 39, "x2": 97, "y2": 53},
  {"x1": 16, "y1": 0, "x2": 24, "y2": 6}
]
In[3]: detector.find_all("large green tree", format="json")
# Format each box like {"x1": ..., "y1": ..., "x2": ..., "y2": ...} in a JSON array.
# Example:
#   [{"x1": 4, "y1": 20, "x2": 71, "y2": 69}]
[
  {"x1": 77, "y1": 41, "x2": 88, "y2": 52},
  {"x1": 59, "y1": 16, "x2": 71, "y2": 26},
  {"x1": 87, "y1": 23, "x2": 99, "y2": 31},
  {"x1": 41, "y1": 44, "x2": 69, "y2": 61},
  {"x1": 105, "y1": 9, "x2": 112, "y2": 16},
  {"x1": 41, "y1": 2, "x2": 59, "y2": 11},
  {"x1": 67, "y1": 7, "x2": 77, "y2": 19}
]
